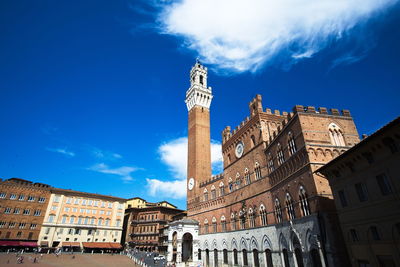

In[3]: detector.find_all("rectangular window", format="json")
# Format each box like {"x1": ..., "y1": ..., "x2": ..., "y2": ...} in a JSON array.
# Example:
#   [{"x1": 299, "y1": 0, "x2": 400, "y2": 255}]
[
  {"x1": 66, "y1": 197, "x2": 72, "y2": 204},
  {"x1": 376, "y1": 174, "x2": 393, "y2": 195},
  {"x1": 0, "y1": 221, "x2": 6, "y2": 228},
  {"x1": 74, "y1": 229, "x2": 80, "y2": 235},
  {"x1": 18, "y1": 222, "x2": 26, "y2": 229},
  {"x1": 34, "y1": 210, "x2": 41, "y2": 216},
  {"x1": 23, "y1": 209, "x2": 30, "y2": 215},
  {"x1": 38, "y1": 197, "x2": 46, "y2": 203},
  {"x1": 68, "y1": 228, "x2": 73, "y2": 234},
  {"x1": 82, "y1": 199, "x2": 87, "y2": 205},
  {"x1": 108, "y1": 202, "x2": 112, "y2": 208},
  {"x1": 88, "y1": 200, "x2": 93, "y2": 206},
  {"x1": 16, "y1": 231, "x2": 22, "y2": 237},
  {"x1": 51, "y1": 206, "x2": 57, "y2": 211},
  {"x1": 53, "y1": 195, "x2": 60, "y2": 203},
  {"x1": 355, "y1": 183, "x2": 368, "y2": 202},
  {"x1": 338, "y1": 190, "x2": 348, "y2": 207},
  {"x1": 30, "y1": 224, "x2": 37, "y2": 229},
  {"x1": 64, "y1": 207, "x2": 70, "y2": 212},
  {"x1": 48, "y1": 215, "x2": 55, "y2": 223},
  {"x1": 4, "y1": 207, "x2": 11, "y2": 214},
  {"x1": 27, "y1": 196, "x2": 35, "y2": 202},
  {"x1": 0, "y1": 192, "x2": 6, "y2": 198},
  {"x1": 69, "y1": 217, "x2": 75, "y2": 224},
  {"x1": 74, "y1": 198, "x2": 80, "y2": 204},
  {"x1": 350, "y1": 229, "x2": 359, "y2": 242},
  {"x1": 10, "y1": 194, "x2": 17, "y2": 200},
  {"x1": 18, "y1": 194, "x2": 25, "y2": 201},
  {"x1": 370, "y1": 226, "x2": 380, "y2": 240},
  {"x1": 72, "y1": 208, "x2": 77, "y2": 212},
  {"x1": 8, "y1": 222, "x2": 16, "y2": 228},
  {"x1": 13, "y1": 208, "x2": 20, "y2": 214}
]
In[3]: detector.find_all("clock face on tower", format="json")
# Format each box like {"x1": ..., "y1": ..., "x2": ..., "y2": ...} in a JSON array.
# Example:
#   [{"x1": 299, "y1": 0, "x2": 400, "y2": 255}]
[
  {"x1": 188, "y1": 178, "x2": 195, "y2": 191},
  {"x1": 235, "y1": 141, "x2": 244, "y2": 158}
]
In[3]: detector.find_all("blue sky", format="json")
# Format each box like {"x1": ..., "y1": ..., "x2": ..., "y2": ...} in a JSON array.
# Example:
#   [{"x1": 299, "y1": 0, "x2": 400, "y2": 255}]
[{"x1": 1, "y1": 0, "x2": 399, "y2": 210}]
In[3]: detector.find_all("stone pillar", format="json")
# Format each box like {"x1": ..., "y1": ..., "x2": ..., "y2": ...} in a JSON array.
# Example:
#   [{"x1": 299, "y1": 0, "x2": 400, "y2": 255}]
[
  {"x1": 177, "y1": 239, "x2": 182, "y2": 264},
  {"x1": 193, "y1": 240, "x2": 200, "y2": 263},
  {"x1": 167, "y1": 240, "x2": 173, "y2": 262},
  {"x1": 316, "y1": 238, "x2": 326, "y2": 267}
]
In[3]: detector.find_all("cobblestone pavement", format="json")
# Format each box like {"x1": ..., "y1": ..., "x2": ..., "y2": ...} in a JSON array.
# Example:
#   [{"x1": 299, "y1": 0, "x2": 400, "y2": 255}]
[{"x1": 0, "y1": 253, "x2": 138, "y2": 267}]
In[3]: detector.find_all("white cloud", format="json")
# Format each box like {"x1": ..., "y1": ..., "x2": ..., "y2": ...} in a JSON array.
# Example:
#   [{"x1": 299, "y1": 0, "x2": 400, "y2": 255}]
[
  {"x1": 146, "y1": 178, "x2": 187, "y2": 199},
  {"x1": 88, "y1": 163, "x2": 140, "y2": 182},
  {"x1": 90, "y1": 147, "x2": 123, "y2": 160},
  {"x1": 158, "y1": 137, "x2": 222, "y2": 179},
  {"x1": 46, "y1": 147, "x2": 75, "y2": 157},
  {"x1": 156, "y1": 0, "x2": 398, "y2": 72},
  {"x1": 147, "y1": 137, "x2": 223, "y2": 199}
]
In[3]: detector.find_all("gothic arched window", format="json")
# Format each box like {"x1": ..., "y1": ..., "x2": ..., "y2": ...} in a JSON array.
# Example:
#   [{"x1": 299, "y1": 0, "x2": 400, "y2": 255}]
[
  {"x1": 299, "y1": 186, "x2": 311, "y2": 216},
  {"x1": 219, "y1": 182, "x2": 225, "y2": 196},
  {"x1": 204, "y1": 219, "x2": 209, "y2": 234},
  {"x1": 254, "y1": 162, "x2": 262, "y2": 180},
  {"x1": 212, "y1": 217, "x2": 217, "y2": 233},
  {"x1": 244, "y1": 168, "x2": 250, "y2": 185},
  {"x1": 286, "y1": 193, "x2": 296, "y2": 220},
  {"x1": 248, "y1": 208, "x2": 256, "y2": 228},
  {"x1": 259, "y1": 204, "x2": 268, "y2": 226},
  {"x1": 275, "y1": 199, "x2": 282, "y2": 223},
  {"x1": 288, "y1": 131, "x2": 297, "y2": 156},
  {"x1": 267, "y1": 153, "x2": 275, "y2": 173},
  {"x1": 211, "y1": 185, "x2": 216, "y2": 200},
  {"x1": 328, "y1": 123, "x2": 345, "y2": 146},
  {"x1": 203, "y1": 189, "x2": 208, "y2": 202},
  {"x1": 231, "y1": 213, "x2": 236, "y2": 231},
  {"x1": 277, "y1": 143, "x2": 285, "y2": 165},
  {"x1": 221, "y1": 215, "x2": 226, "y2": 232}
]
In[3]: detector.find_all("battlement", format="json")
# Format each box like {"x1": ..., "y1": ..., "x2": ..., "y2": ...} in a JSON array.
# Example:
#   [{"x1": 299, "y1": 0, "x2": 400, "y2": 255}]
[
  {"x1": 200, "y1": 173, "x2": 224, "y2": 188},
  {"x1": 265, "y1": 105, "x2": 353, "y2": 146},
  {"x1": 292, "y1": 105, "x2": 351, "y2": 117}
]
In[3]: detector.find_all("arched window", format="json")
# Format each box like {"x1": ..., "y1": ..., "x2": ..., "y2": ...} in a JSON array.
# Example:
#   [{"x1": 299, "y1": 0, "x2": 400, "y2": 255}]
[
  {"x1": 299, "y1": 186, "x2": 311, "y2": 216},
  {"x1": 286, "y1": 193, "x2": 296, "y2": 220},
  {"x1": 239, "y1": 210, "x2": 246, "y2": 229},
  {"x1": 251, "y1": 135, "x2": 256, "y2": 148},
  {"x1": 277, "y1": 143, "x2": 285, "y2": 165},
  {"x1": 265, "y1": 249, "x2": 273, "y2": 267},
  {"x1": 259, "y1": 205, "x2": 267, "y2": 226},
  {"x1": 242, "y1": 249, "x2": 248, "y2": 266},
  {"x1": 253, "y1": 249, "x2": 260, "y2": 267},
  {"x1": 228, "y1": 178, "x2": 234, "y2": 192},
  {"x1": 221, "y1": 215, "x2": 226, "y2": 232},
  {"x1": 275, "y1": 199, "x2": 282, "y2": 223},
  {"x1": 61, "y1": 215, "x2": 68, "y2": 224},
  {"x1": 69, "y1": 216, "x2": 75, "y2": 224},
  {"x1": 105, "y1": 218, "x2": 110, "y2": 226},
  {"x1": 212, "y1": 217, "x2": 217, "y2": 233},
  {"x1": 223, "y1": 249, "x2": 228, "y2": 264},
  {"x1": 219, "y1": 182, "x2": 225, "y2": 196},
  {"x1": 254, "y1": 162, "x2": 262, "y2": 180},
  {"x1": 204, "y1": 189, "x2": 208, "y2": 201},
  {"x1": 211, "y1": 185, "x2": 216, "y2": 199},
  {"x1": 199, "y1": 75, "x2": 204, "y2": 85},
  {"x1": 328, "y1": 123, "x2": 345, "y2": 146},
  {"x1": 267, "y1": 153, "x2": 275, "y2": 173},
  {"x1": 288, "y1": 131, "x2": 297, "y2": 156},
  {"x1": 84, "y1": 217, "x2": 89, "y2": 225},
  {"x1": 248, "y1": 208, "x2": 256, "y2": 228},
  {"x1": 244, "y1": 168, "x2": 250, "y2": 185},
  {"x1": 204, "y1": 219, "x2": 209, "y2": 234},
  {"x1": 77, "y1": 216, "x2": 83, "y2": 225},
  {"x1": 233, "y1": 249, "x2": 238, "y2": 265},
  {"x1": 231, "y1": 213, "x2": 236, "y2": 231},
  {"x1": 236, "y1": 173, "x2": 241, "y2": 190}
]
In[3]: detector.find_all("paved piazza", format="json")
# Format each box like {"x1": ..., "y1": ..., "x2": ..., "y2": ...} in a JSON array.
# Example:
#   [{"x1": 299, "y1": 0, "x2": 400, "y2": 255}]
[{"x1": 0, "y1": 253, "x2": 137, "y2": 267}]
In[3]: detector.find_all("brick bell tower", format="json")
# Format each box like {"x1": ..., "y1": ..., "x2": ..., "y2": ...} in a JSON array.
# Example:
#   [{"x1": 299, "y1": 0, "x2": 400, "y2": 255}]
[{"x1": 185, "y1": 60, "x2": 213, "y2": 214}]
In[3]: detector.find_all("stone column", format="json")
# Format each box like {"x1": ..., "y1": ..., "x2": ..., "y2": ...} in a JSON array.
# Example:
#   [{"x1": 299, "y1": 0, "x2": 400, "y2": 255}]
[
  {"x1": 177, "y1": 239, "x2": 183, "y2": 264},
  {"x1": 167, "y1": 240, "x2": 173, "y2": 262}
]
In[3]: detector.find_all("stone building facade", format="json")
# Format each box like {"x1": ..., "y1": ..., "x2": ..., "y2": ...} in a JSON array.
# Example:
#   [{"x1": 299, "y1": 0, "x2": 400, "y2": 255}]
[
  {"x1": 0, "y1": 178, "x2": 51, "y2": 249},
  {"x1": 318, "y1": 117, "x2": 400, "y2": 267},
  {"x1": 124, "y1": 202, "x2": 184, "y2": 253},
  {"x1": 169, "y1": 61, "x2": 361, "y2": 267},
  {"x1": 37, "y1": 188, "x2": 125, "y2": 251}
]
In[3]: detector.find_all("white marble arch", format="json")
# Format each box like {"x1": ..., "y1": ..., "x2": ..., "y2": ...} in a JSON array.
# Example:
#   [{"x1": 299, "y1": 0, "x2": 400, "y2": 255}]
[
  {"x1": 167, "y1": 219, "x2": 199, "y2": 267},
  {"x1": 262, "y1": 235, "x2": 273, "y2": 251}
]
